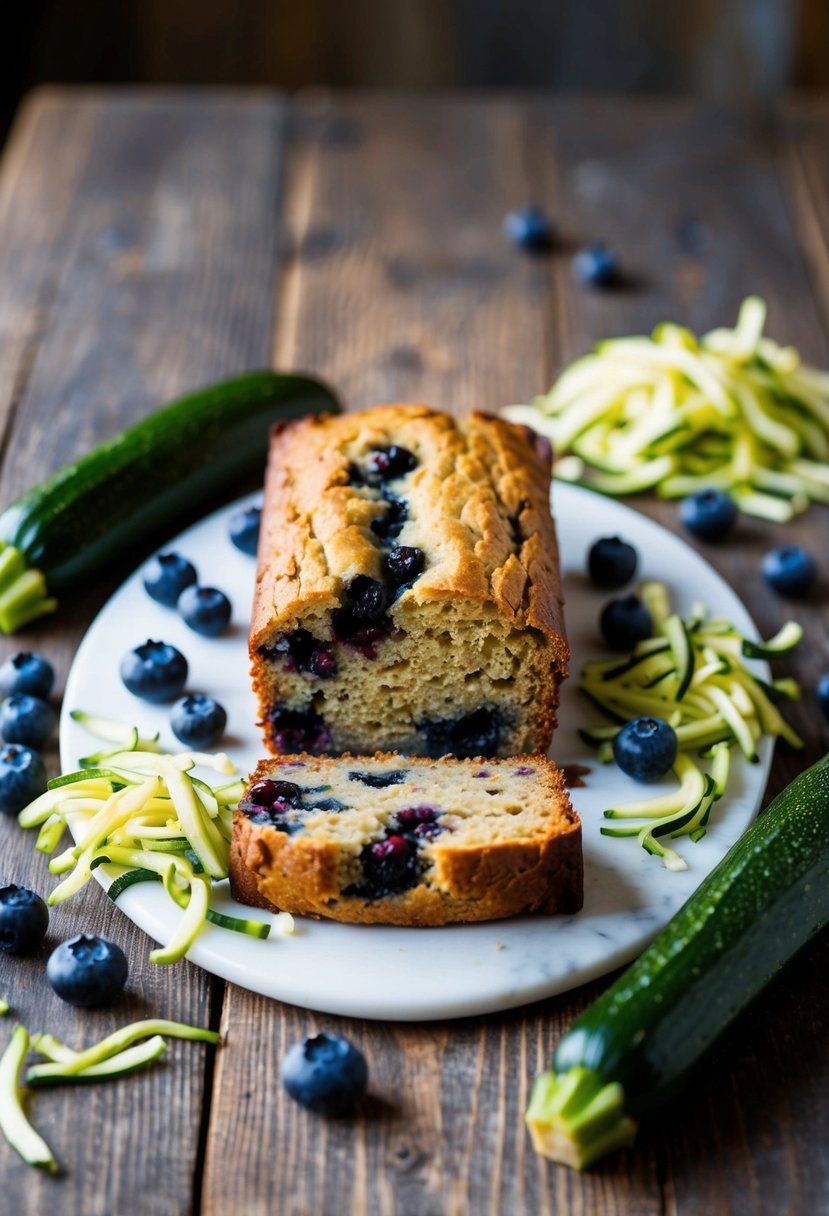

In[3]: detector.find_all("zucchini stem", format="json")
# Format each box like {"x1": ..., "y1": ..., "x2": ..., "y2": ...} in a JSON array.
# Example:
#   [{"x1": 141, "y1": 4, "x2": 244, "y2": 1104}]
[
  {"x1": 0, "y1": 544, "x2": 57, "y2": 634},
  {"x1": 526, "y1": 1066, "x2": 637, "y2": 1169}
]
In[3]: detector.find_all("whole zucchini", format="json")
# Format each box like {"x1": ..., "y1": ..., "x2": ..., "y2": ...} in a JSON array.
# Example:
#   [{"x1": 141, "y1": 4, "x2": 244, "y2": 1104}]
[
  {"x1": 0, "y1": 370, "x2": 340, "y2": 632},
  {"x1": 526, "y1": 751, "x2": 829, "y2": 1169}
]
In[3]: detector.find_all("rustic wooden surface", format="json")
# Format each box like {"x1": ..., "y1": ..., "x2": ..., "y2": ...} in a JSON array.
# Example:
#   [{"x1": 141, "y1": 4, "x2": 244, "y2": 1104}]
[{"x1": 0, "y1": 89, "x2": 827, "y2": 1216}]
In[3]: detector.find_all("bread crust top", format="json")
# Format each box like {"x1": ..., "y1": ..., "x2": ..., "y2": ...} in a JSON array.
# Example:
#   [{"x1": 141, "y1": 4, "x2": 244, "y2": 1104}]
[{"x1": 250, "y1": 404, "x2": 568, "y2": 673}]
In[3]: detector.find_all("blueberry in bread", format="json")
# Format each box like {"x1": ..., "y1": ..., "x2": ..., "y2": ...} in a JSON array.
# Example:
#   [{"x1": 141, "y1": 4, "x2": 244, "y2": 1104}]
[
  {"x1": 229, "y1": 753, "x2": 583, "y2": 926},
  {"x1": 249, "y1": 405, "x2": 569, "y2": 758}
]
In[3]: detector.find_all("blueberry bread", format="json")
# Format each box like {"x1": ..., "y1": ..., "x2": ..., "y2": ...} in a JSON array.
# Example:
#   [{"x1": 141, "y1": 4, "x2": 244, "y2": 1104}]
[
  {"x1": 229, "y1": 753, "x2": 583, "y2": 925},
  {"x1": 249, "y1": 405, "x2": 569, "y2": 758}
]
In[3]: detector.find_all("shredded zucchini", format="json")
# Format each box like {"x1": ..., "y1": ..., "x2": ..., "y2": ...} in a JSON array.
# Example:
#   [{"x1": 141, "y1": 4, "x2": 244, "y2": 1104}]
[
  {"x1": 505, "y1": 297, "x2": 829, "y2": 517},
  {"x1": 585, "y1": 582, "x2": 802, "y2": 867},
  {"x1": 16, "y1": 718, "x2": 275, "y2": 965}
]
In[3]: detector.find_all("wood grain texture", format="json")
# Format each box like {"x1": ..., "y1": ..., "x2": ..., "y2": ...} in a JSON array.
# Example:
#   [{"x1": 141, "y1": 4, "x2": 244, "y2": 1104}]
[
  {"x1": 0, "y1": 88, "x2": 286, "y2": 1214},
  {"x1": 0, "y1": 89, "x2": 828, "y2": 1216},
  {"x1": 529, "y1": 94, "x2": 829, "y2": 1216}
]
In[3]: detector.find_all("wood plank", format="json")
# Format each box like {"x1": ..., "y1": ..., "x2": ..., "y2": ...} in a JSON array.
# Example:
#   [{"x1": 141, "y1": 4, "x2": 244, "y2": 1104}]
[
  {"x1": 532, "y1": 96, "x2": 829, "y2": 791},
  {"x1": 0, "y1": 88, "x2": 286, "y2": 1214},
  {"x1": 527, "y1": 97, "x2": 829, "y2": 1214},
  {"x1": 203, "y1": 92, "x2": 663, "y2": 1216}
]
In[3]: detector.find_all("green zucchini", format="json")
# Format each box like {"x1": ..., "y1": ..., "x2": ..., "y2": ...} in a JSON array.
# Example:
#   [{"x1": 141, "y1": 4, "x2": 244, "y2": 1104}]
[
  {"x1": 527, "y1": 752, "x2": 829, "y2": 1169},
  {"x1": 0, "y1": 370, "x2": 340, "y2": 632}
]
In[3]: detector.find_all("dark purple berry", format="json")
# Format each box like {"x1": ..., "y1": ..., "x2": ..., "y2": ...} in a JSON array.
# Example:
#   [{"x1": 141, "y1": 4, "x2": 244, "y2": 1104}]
[
  {"x1": 248, "y1": 779, "x2": 303, "y2": 807},
  {"x1": 588, "y1": 537, "x2": 638, "y2": 589},
  {"x1": 281, "y1": 1033, "x2": 368, "y2": 1116},
  {"x1": 420, "y1": 707, "x2": 501, "y2": 759},
  {"x1": 613, "y1": 717, "x2": 678, "y2": 783},
  {"x1": 309, "y1": 648, "x2": 337, "y2": 678},
  {"x1": 679, "y1": 490, "x2": 738, "y2": 542},
  {"x1": 0, "y1": 744, "x2": 47, "y2": 813},
  {"x1": 178, "y1": 585, "x2": 232, "y2": 637},
  {"x1": 600, "y1": 595, "x2": 653, "y2": 651},
  {"x1": 120, "y1": 640, "x2": 188, "y2": 703},
  {"x1": 367, "y1": 445, "x2": 417, "y2": 480},
  {"x1": 349, "y1": 770, "x2": 407, "y2": 788},
  {"x1": 414, "y1": 820, "x2": 443, "y2": 840},
  {"x1": 0, "y1": 884, "x2": 49, "y2": 954},
  {"x1": 396, "y1": 806, "x2": 437, "y2": 827},
  {"x1": 0, "y1": 694, "x2": 55, "y2": 750},
  {"x1": 503, "y1": 205, "x2": 554, "y2": 252},
  {"x1": 0, "y1": 652, "x2": 54, "y2": 699},
  {"x1": 761, "y1": 545, "x2": 817, "y2": 598},
  {"x1": 46, "y1": 934, "x2": 128, "y2": 1007},
  {"x1": 385, "y1": 546, "x2": 425, "y2": 588},
  {"x1": 573, "y1": 242, "x2": 619, "y2": 287},
  {"x1": 348, "y1": 576, "x2": 388, "y2": 622},
  {"x1": 273, "y1": 630, "x2": 337, "y2": 679},
  {"x1": 370, "y1": 495, "x2": 408, "y2": 541},
  {"x1": 271, "y1": 706, "x2": 332, "y2": 755},
  {"x1": 170, "y1": 694, "x2": 227, "y2": 749},
  {"x1": 229, "y1": 505, "x2": 261, "y2": 555},
  {"x1": 143, "y1": 552, "x2": 197, "y2": 606}
]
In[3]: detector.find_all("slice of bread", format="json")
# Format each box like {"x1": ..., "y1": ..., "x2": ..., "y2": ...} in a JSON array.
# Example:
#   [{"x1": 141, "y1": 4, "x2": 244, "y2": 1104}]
[
  {"x1": 229, "y1": 752, "x2": 583, "y2": 926},
  {"x1": 249, "y1": 405, "x2": 569, "y2": 759}
]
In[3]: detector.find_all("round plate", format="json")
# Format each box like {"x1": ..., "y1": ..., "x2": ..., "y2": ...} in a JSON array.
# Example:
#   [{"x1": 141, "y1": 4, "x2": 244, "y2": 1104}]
[{"x1": 60, "y1": 483, "x2": 772, "y2": 1021}]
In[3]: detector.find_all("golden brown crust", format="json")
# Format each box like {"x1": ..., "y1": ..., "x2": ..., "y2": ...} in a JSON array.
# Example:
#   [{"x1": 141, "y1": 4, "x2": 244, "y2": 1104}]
[
  {"x1": 228, "y1": 753, "x2": 583, "y2": 926},
  {"x1": 250, "y1": 405, "x2": 567, "y2": 658},
  {"x1": 248, "y1": 405, "x2": 569, "y2": 758}
]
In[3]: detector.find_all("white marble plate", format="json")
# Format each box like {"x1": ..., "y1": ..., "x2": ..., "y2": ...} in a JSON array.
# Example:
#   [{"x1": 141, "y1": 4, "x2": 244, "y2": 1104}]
[{"x1": 60, "y1": 483, "x2": 772, "y2": 1021}]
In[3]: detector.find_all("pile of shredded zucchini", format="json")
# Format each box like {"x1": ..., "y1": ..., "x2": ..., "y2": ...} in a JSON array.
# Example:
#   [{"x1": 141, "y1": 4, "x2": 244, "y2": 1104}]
[
  {"x1": 581, "y1": 582, "x2": 803, "y2": 870},
  {"x1": 505, "y1": 296, "x2": 829, "y2": 521},
  {"x1": 17, "y1": 712, "x2": 290, "y2": 964}
]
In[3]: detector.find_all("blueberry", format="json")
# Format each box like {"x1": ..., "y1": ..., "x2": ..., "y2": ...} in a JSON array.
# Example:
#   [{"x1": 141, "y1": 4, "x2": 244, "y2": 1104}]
[
  {"x1": 349, "y1": 770, "x2": 407, "y2": 788},
  {"x1": 46, "y1": 933, "x2": 128, "y2": 1007},
  {"x1": 587, "y1": 536, "x2": 638, "y2": 589},
  {"x1": 271, "y1": 706, "x2": 332, "y2": 755},
  {"x1": 367, "y1": 446, "x2": 417, "y2": 480},
  {"x1": 503, "y1": 205, "x2": 554, "y2": 251},
  {"x1": 761, "y1": 545, "x2": 817, "y2": 598},
  {"x1": 178, "y1": 586, "x2": 232, "y2": 637},
  {"x1": 573, "y1": 242, "x2": 619, "y2": 287},
  {"x1": 600, "y1": 595, "x2": 653, "y2": 651},
  {"x1": 248, "y1": 779, "x2": 303, "y2": 807},
  {"x1": 0, "y1": 884, "x2": 48, "y2": 954},
  {"x1": 306, "y1": 797, "x2": 346, "y2": 813},
  {"x1": 281, "y1": 1032, "x2": 368, "y2": 1116},
  {"x1": 120, "y1": 640, "x2": 188, "y2": 703},
  {"x1": 0, "y1": 694, "x2": 55, "y2": 750},
  {"x1": 272, "y1": 630, "x2": 338, "y2": 679},
  {"x1": 359, "y1": 834, "x2": 418, "y2": 895},
  {"x1": 384, "y1": 546, "x2": 425, "y2": 589},
  {"x1": 348, "y1": 576, "x2": 388, "y2": 622},
  {"x1": 170, "y1": 694, "x2": 227, "y2": 749},
  {"x1": 142, "y1": 552, "x2": 197, "y2": 607},
  {"x1": 370, "y1": 494, "x2": 408, "y2": 541},
  {"x1": 679, "y1": 489, "x2": 738, "y2": 542},
  {"x1": 229, "y1": 505, "x2": 262, "y2": 555},
  {"x1": 396, "y1": 806, "x2": 437, "y2": 828},
  {"x1": 817, "y1": 674, "x2": 829, "y2": 722},
  {"x1": 0, "y1": 652, "x2": 54, "y2": 699},
  {"x1": 613, "y1": 717, "x2": 678, "y2": 783},
  {"x1": 420, "y1": 707, "x2": 501, "y2": 760},
  {"x1": 332, "y1": 577, "x2": 391, "y2": 649},
  {"x1": 0, "y1": 745, "x2": 47, "y2": 814}
]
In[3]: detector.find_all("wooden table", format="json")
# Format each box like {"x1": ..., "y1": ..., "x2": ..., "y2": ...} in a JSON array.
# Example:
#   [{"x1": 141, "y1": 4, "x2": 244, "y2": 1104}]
[{"x1": 0, "y1": 89, "x2": 827, "y2": 1216}]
